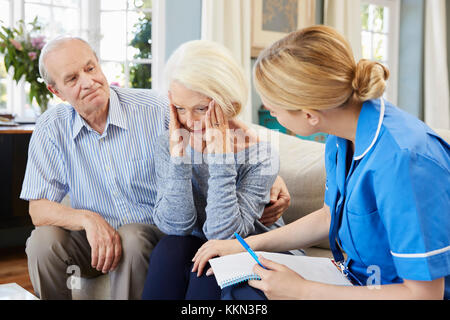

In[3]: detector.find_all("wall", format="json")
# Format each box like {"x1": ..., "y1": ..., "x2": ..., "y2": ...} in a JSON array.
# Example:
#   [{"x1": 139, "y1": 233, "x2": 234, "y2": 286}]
[
  {"x1": 447, "y1": 1, "x2": 450, "y2": 89},
  {"x1": 251, "y1": 0, "x2": 324, "y2": 124},
  {"x1": 165, "y1": 0, "x2": 202, "y2": 61},
  {"x1": 397, "y1": 0, "x2": 425, "y2": 120}
]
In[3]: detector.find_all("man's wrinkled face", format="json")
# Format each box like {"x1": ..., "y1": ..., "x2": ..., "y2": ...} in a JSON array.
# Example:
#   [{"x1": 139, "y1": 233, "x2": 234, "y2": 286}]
[{"x1": 46, "y1": 39, "x2": 110, "y2": 114}]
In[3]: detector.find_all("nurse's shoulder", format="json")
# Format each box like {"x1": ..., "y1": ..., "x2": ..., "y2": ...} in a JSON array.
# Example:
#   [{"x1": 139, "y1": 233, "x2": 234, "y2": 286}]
[{"x1": 380, "y1": 101, "x2": 450, "y2": 168}]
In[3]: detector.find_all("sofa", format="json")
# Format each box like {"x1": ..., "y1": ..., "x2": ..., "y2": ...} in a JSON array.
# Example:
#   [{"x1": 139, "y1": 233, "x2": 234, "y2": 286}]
[{"x1": 69, "y1": 125, "x2": 450, "y2": 300}]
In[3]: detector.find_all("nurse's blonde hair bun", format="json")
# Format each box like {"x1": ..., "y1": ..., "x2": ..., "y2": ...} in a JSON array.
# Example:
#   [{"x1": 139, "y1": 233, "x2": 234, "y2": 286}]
[
  {"x1": 253, "y1": 25, "x2": 391, "y2": 112},
  {"x1": 352, "y1": 59, "x2": 390, "y2": 102}
]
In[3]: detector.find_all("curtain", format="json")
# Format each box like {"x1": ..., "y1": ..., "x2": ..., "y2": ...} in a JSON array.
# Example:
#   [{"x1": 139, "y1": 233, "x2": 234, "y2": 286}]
[
  {"x1": 201, "y1": 0, "x2": 253, "y2": 123},
  {"x1": 424, "y1": 0, "x2": 450, "y2": 129},
  {"x1": 323, "y1": 0, "x2": 362, "y2": 61}
]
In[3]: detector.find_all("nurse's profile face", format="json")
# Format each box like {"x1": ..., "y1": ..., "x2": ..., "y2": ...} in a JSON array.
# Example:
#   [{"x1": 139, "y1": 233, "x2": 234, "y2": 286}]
[{"x1": 261, "y1": 98, "x2": 319, "y2": 137}]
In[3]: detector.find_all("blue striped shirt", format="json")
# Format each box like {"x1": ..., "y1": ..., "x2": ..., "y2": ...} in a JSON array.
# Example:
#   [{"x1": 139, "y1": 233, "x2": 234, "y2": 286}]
[{"x1": 20, "y1": 86, "x2": 170, "y2": 230}]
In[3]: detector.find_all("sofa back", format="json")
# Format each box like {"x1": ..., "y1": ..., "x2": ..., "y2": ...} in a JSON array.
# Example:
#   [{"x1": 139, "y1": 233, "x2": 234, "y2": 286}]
[
  {"x1": 251, "y1": 124, "x2": 326, "y2": 225},
  {"x1": 275, "y1": 132, "x2": 326, "y2": 224}
]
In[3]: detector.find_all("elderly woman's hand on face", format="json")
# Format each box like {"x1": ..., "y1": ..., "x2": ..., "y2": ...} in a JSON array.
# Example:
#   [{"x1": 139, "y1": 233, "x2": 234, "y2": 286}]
[
  {"x1": 204, "y1": 100, "x2": 233, "y2": 155},
  {"x1": 169, "y1": 103, "x2": 189, "y2": 158}
]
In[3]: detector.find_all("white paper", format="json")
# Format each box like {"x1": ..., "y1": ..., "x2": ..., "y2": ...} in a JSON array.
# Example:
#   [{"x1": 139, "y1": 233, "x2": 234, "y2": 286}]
[
  {"x1": 209, "y1": 251, "x2": 353, "y2": 289},
  {"x1": 0, "y1": 283, "x2": 39, "y2": 300}
]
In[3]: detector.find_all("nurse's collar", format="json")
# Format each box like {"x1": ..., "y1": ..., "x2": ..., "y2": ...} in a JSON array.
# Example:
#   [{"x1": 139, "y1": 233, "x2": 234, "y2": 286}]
[{"x1": 353, "y1": 98, "x2": 386, "y2": 160}]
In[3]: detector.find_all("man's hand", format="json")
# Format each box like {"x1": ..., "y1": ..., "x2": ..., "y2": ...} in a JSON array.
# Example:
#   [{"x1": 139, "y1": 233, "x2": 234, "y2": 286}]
[
  {"x1": 82, "y1": 211, "x2": 122, "y2": 274},
  {"x1": 260, "y1": 175, "x2": 291, "y2": 226}
]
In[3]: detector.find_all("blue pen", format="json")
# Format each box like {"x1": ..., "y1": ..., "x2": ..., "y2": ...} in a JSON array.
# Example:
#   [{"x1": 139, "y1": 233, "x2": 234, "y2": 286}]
[{"x1": 234, "y1": 232, "x2": 267, "y2": 269}]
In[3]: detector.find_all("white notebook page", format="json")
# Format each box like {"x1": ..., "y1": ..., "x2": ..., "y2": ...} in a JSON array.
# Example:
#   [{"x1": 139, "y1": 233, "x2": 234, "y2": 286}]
[{"x1": 209, "y1": 251, "x2": 353, "y2": 289}]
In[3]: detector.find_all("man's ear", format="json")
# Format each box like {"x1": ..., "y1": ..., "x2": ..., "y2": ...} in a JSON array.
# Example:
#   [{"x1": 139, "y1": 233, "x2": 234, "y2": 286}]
[
  {"x1": 302, "y1": 109, "x2": 320, "y2": 127},
  {"x1": 47, "y1": 84, "x2": 65, "y2": 101}
]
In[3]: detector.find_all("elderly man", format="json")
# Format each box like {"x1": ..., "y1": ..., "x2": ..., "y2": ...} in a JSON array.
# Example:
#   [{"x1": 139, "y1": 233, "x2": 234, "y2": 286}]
[{"x1": 20, "y1": 36, "x2": 291, "y2": 300}]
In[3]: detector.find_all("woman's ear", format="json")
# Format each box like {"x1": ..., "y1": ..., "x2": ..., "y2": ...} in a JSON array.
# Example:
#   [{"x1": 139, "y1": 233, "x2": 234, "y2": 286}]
[{"x1": 302, "y1": 109, "x2": 321, "y2": 127}]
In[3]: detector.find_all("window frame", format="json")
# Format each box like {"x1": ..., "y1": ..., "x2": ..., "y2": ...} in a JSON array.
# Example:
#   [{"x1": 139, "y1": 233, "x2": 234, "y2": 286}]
[{"x1": 361, "y1": 0, "x2": 400, "y2": 105}]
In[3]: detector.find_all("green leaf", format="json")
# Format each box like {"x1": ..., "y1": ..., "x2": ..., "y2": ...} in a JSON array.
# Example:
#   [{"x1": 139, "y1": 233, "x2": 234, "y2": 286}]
[
  {"x1": 13, "y1": 65, "x2": 25, "y2": 81},
  {"x1": 4, "y1": 53, "x2": 11, "y2": 71}
]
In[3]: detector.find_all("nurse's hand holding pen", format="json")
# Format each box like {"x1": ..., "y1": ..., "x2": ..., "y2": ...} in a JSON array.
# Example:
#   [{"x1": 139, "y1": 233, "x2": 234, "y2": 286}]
[
  {"x1": 248, "y1": 256, "x2": 309, "y2": 300},
  {"x1": 192, "y1": 238, "x2": 310, "y2": 299}
]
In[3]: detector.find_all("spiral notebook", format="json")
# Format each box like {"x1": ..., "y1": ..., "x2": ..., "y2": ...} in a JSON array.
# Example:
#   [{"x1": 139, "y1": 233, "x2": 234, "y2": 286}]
[{"x1": 209, "y1": 251, "x2": 353, "y2": 289}]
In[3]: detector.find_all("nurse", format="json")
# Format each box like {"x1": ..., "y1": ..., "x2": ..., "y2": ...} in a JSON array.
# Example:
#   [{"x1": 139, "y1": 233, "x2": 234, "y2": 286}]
[{"x1": 192, "y1": 25, "x2": 450, "y2": 299}]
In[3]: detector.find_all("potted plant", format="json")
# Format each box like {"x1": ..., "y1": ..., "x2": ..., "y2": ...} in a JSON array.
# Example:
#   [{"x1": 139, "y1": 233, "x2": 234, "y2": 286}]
[{"x1": 0, "y1": 17, "x2": 52, "y2": 114}]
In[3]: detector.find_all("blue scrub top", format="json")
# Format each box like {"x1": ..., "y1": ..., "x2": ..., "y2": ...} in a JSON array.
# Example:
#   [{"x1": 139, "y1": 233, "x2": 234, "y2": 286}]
[{"x1": 324, "y1": 98, "x2": 450, "y2": 299}]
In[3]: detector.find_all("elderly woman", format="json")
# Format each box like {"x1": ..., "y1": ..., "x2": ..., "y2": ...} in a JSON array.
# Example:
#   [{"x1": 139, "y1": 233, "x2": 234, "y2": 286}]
[{"x1": 141, "y1": 40, "x2": 285, "y2": 300}]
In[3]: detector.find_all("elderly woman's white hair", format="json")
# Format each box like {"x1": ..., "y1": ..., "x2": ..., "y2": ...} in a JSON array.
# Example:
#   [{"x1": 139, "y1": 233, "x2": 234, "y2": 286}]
[
  {"x1": 39, "y1": 36, "x2": 97, "y2": 86},
  {"x1": 164, "y1": 40, "x2": 248, "y2": 118}
]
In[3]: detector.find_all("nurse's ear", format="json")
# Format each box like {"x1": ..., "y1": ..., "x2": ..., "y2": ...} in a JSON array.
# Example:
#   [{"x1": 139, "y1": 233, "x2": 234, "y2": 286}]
[{"x1": 301, "y1": 109, "x2": 321, "y2": 127}]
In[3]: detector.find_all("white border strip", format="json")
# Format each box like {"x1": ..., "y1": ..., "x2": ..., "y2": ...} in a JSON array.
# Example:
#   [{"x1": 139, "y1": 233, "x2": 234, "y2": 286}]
[
  {"x1": 151, "y1": 0, "x2": 166, "y2": 92},
  {"x1": 391, "y1": 245, "x2": 450, "y2": 258}
]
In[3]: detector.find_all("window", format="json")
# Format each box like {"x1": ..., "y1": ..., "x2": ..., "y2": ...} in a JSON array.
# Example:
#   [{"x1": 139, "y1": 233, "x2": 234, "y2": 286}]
[
  {"x1": 361, "y1": 0, "x2": 400, "y2": 104},
  {"x1": 24, "y1": 0, "x2": 81, "y2": 38},
  {"x1": 98, "y1": 0, "x2": 153, "y2": 89},
  {"x1": 1, "y1": 0, "x2": 158, "y2": 116},
  {"x1": 0, "y1": 0, "x2": 11, "y2": 112},
  {"x1": 22, "y1": 0, "x2": 82, "y2": 115},
  {"x1": 0, "y1": 59, "x2": 6, "y2": 111}
]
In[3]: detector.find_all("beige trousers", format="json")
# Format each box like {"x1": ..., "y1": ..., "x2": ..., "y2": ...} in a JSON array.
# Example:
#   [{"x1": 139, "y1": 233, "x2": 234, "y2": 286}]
[{"x1": 25, "y1": 223, "x2": 165, "y2": 300}]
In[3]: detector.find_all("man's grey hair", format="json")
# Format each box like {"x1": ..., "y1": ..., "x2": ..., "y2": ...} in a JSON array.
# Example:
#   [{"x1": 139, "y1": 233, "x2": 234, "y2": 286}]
[{"x1": 39, "y1": 36, "x2": 98, "y2": 86}]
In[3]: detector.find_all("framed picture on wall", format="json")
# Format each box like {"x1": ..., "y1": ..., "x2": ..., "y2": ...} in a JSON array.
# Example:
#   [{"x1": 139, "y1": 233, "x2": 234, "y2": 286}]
[{"x1": 251, "y1": 0, "x2": 316, "y2": 57}]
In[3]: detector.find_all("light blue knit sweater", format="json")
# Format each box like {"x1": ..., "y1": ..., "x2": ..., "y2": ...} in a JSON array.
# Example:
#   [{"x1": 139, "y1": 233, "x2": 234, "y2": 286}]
[{"x1": 152, "y1": 130, "x2": 284, "y2": 240}]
